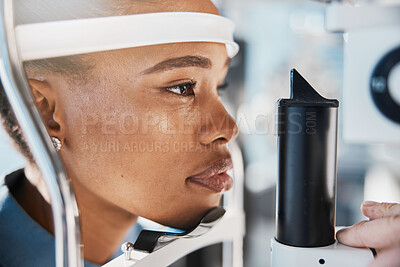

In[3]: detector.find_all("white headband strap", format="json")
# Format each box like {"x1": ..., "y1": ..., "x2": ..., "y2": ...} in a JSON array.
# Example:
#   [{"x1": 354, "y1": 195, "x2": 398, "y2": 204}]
[{"x1": 15, "y1": 12, "x2": 239, "y2": 61}]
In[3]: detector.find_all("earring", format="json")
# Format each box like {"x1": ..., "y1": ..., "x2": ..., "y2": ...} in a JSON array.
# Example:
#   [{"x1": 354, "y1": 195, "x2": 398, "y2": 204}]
[{"x1": 51, "y1": 137, "x2": 62, "y2": 151}]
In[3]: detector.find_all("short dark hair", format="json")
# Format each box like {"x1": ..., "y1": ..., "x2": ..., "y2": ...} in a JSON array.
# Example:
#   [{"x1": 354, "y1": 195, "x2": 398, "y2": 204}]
[{"x1": 0, "y1": 86, "x2": 35, "y2": 162}]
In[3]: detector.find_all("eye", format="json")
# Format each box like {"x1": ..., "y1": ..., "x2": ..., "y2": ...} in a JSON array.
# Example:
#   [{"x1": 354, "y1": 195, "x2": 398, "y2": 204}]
[{"x1": 166, "y1": 81, "x2": 196, "y2": 97}]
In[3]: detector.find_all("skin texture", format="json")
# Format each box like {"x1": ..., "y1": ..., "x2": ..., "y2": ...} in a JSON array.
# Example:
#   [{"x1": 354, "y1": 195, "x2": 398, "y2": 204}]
[
  {"x1": 16, "y1": 0, "x2": 238, "y2": 264},
  {"x1": 336, "y1": 201, "x2": 400, "y2": 267}
]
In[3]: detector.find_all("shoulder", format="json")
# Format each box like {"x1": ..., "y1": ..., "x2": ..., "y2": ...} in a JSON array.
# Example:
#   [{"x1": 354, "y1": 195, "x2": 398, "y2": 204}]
[
  {"x1": 0, "y1": 169, "x2": 102, "y2": 267},
  {"x1": 0, "y1": 169, "x2": 55, "y2": 267}
]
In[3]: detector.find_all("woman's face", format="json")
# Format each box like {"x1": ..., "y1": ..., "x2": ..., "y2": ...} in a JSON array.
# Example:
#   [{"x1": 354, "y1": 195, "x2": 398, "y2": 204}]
[
  {"x1": 58, "y1": 43, "x2": 237, "y2": 228},
  {"x1": 48, "y1": 0, "x2": 238, "y2": 229}
]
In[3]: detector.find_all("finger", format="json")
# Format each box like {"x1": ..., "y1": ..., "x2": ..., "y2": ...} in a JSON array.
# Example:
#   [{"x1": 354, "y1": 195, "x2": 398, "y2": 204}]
[
  {"x1": 368, "y1": 246, "x2": 400, "y2": 267},
  {"x1": 362, "y1": 201, "x2": 400, "y2": 220},
  {"x1": 336, "y1": 215, "x2": 400, "y2": 249}
]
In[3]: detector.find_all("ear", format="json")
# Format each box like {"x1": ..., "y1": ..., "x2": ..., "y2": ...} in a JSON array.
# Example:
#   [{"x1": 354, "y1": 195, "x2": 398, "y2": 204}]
[{"x1": 28, "y1": 79, "x2": 66, "y2": 144}]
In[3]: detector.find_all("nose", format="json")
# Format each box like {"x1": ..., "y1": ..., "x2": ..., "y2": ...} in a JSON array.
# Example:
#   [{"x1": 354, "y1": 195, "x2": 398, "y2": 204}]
[{"x1": 197, "y1": 99, "x2": 238, "y2": 145}]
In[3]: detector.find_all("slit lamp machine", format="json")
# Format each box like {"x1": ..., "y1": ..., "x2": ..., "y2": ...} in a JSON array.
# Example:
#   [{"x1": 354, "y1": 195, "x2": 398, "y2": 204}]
[{"x1": 0, "y1": 0, "x2": 399, "y2": 266}]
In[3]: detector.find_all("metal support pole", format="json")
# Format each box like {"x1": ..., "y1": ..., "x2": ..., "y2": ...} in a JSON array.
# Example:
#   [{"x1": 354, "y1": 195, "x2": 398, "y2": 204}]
[{"x1": 0, "y1": 0, "x2": 83, "y2": 266}]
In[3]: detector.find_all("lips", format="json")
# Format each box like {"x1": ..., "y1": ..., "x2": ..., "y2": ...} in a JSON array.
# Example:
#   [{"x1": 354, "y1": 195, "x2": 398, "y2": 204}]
[{"x1": 186, "y1": 158, "x2": 233, "y2": 193}]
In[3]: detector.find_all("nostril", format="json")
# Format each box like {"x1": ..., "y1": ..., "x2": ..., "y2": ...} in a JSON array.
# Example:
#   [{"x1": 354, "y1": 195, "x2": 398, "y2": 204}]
[
  {"x1": 215, "y1": 137, "x2": 228, "y2": 144},
  {"x1": 207, "y1": 136, "x2": 228, "y2": 146}
]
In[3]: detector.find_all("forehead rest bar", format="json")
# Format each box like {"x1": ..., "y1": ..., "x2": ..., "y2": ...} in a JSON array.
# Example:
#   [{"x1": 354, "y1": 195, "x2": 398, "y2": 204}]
[{"x1": 15, "y1": 12, "x2": 240, "y2": 61}]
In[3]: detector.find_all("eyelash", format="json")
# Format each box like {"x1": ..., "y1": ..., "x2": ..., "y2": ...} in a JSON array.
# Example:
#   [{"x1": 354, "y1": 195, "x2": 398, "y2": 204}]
[
  {"x1": 166, "y1": 81, "x2": 196, "y2": 97},
  {"x1": 166, "y1": 81, "x2": 229, "y2": 97}
]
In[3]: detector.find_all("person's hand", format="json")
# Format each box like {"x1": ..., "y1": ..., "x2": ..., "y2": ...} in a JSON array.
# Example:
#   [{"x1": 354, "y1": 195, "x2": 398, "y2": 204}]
[{"x1": 336, "y1": 201, "x2": 400, "y2": 267}]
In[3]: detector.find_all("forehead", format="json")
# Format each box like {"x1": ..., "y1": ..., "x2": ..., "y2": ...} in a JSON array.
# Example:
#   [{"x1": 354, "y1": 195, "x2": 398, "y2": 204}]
[
  {"x1": 125, "y1": 0, "x2": 220, "y2": 15},
  {"x1": 16, "y1": 0, "x2": 219, "y2": 24},
  {"x1": 91, "y1": 42, "x2": 228, "y2": 74}
]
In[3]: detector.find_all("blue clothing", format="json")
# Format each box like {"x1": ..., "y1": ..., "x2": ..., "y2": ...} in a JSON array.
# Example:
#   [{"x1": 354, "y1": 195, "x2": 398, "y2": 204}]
[{"x1": 0, "y1": 169, "x2": 141, "y2": 267}]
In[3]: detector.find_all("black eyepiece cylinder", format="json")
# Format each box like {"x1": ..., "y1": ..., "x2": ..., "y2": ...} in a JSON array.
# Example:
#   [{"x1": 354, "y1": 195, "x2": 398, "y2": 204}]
[{"x1": 275, "y1": 69, "x2": 339, "y2": 247}]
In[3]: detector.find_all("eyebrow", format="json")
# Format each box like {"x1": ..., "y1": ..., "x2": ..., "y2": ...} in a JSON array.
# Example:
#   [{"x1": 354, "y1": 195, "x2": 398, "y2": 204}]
[{"x1": 141, "y1": 56, "x2": 213, "y2": 75}]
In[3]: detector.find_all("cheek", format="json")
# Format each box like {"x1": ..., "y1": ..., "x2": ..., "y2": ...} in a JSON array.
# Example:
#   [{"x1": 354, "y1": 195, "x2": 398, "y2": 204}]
[
  {"x1": 62, "y1": 100, "x2": 193, "y2": 186},
  {"x1": 61, "y1": 90, "x2": 221, "y2": 228}
]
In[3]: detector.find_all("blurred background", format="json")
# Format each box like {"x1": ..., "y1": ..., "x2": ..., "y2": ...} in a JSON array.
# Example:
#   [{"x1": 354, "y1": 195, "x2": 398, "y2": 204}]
[{"x1": 1, "y1": 0, "x2": 400, "y2": 266}]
